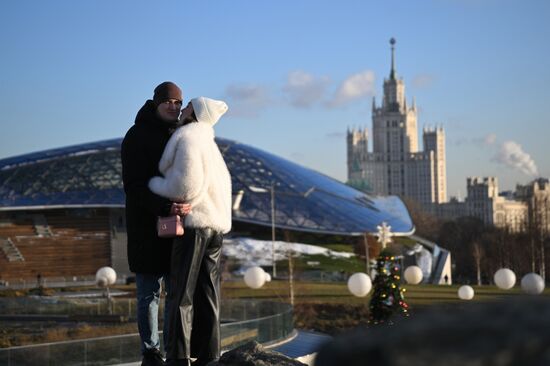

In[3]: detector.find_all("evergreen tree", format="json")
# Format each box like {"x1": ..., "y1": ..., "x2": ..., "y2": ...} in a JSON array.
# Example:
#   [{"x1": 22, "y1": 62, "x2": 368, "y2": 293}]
[{"x1": 368, "y1": 252, "x2": 409, "y2": 325}]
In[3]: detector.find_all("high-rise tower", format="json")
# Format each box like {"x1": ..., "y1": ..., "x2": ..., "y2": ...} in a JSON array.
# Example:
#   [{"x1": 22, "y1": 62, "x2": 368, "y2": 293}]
[
  {"x1": 423, "y1": 126, "x2": 447, "y2": 203},
  {"x1": 347, "y1": 39, "x2": 447, "y2": 206},
  {"x1": 347, "y1": 127, "x2": 371, "y2": 192},
  {"x1": 372, "y1": 38, "x2": 418, "y2": 157}
]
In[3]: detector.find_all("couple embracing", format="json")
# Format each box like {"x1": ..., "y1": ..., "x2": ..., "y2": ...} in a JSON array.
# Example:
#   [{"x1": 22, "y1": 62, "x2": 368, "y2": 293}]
[{"x1": 121, "y1": 82, "x2": 231, "y2": 366}]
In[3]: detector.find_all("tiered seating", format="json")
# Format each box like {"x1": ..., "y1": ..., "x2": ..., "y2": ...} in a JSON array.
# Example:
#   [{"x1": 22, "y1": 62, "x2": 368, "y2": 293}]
[
  {"x1": 0, "y1": 217, "x2": 36, "y2": 237},
  {"x1": 0, "y1": 210, "x2": 112, "y2": 282},
  {"x1": 0, "y1": 237, "x2": 25, "y2": 262}
]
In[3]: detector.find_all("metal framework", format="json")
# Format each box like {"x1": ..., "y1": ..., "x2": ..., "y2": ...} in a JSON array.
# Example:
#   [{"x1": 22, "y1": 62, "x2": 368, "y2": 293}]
[{"x1": 0, "y1": 137, "x2": 414, "y2": 235}]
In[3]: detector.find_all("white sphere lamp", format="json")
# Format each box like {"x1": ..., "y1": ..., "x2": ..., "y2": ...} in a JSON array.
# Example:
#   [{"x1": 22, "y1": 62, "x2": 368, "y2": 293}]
[
  {"x1": 96, "y1": 266, "x2": 117, "y2": 286},
  {"x1": 404, "y1": 266, "x2": 423, "y2": 285},
  {"x1": 244, "y1": 266, "x2": 267, "y2": 289},
  {"x1": 458, "y1": 285, "x2": 474, "y2": 300},
  {"x1": 521, "y1": 273, "x2": 545, "y2": 295},
  {"x1": 494, "y1": 268, "x2": 516, "y2": 290},
  {"x1": 347, "y1": 273, "x2": 372, "y2": 297}
]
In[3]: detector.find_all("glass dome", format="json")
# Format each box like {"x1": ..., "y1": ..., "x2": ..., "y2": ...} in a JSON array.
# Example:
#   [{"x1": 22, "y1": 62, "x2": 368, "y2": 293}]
[{"x1": 0, "y1": 137, "x2": 414, "y2": 235}]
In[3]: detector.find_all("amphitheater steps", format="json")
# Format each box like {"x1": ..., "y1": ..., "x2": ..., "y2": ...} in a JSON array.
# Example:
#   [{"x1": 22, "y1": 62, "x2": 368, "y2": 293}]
[
  {"x1": 0, "y1": 211, "x2": 112, "y2": 281},
  {"x1": 0, "y1": 237, "x2": 25, "y2": 262}
]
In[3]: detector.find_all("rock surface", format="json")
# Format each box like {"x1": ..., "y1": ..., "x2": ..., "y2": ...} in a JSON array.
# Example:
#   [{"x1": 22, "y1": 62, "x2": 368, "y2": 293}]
[
  {"x1": 315, "y1": 296, "x2": 550, "y2": 366},
  {"x1": 208, "y1": 341, "x2": 307, "y2": 366}
]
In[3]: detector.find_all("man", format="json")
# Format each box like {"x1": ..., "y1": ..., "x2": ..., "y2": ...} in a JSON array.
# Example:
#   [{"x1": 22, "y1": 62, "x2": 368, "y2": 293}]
[
  {"x1": 148, "y1": 97, "x2": 231, "y2": 366},
  {"x1": 121, "y1": 81, "x2": 191, "y2": 366}
]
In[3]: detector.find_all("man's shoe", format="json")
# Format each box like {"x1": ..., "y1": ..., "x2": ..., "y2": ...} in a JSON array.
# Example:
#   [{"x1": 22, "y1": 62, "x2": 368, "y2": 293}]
[{"x1": 141, "y1": 349, "x2": 165, "y2": 366}]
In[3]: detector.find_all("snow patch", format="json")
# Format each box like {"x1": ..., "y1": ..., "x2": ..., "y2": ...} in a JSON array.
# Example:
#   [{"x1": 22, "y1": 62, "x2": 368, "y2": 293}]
[{"x1": 223, "y1": 237, "x2": 354, "y2": 269}]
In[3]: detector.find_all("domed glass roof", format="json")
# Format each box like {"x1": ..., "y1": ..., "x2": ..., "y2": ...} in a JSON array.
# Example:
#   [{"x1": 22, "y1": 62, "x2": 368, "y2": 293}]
[{"x1": 0, "y1": 138, "x2": 413, "y2": 235}]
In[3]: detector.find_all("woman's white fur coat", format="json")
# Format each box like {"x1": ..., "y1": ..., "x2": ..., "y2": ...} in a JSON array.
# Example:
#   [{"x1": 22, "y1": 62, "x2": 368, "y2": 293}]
[{"x1": 148, "y1": 122, "x2": 232, "y2": 234}]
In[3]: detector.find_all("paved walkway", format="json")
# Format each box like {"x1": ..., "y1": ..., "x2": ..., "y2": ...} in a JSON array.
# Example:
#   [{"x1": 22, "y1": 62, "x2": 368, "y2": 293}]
[{"x1": 271, "y1": 330, "x2": 331, "y2": 358}]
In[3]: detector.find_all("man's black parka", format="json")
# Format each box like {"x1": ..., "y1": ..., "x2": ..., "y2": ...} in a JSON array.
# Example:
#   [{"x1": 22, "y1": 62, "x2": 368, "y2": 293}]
[{"x1": 121, "y1": 100, "x2": 181, "y2": 274}]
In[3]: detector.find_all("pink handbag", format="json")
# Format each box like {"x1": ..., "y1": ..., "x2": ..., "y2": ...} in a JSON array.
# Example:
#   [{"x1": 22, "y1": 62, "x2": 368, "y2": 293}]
[{"x1": 157, "y1": 215, "x2": 184, "y2": 238}]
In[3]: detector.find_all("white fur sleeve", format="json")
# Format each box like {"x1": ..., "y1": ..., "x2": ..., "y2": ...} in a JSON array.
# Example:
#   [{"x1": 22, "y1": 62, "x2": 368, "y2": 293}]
[
  {"x1": 148, "y1": 175, "x2": 173, "y2": 200},
  {"x1": 158, "y1": 131, "x2": 180, "y2": 175},
  {"x1": 170, "y1": 140, "x2": 207, "y2": 204},
  {"x1": 148, "y1": 137, "x2": 206, "y2": 203}
]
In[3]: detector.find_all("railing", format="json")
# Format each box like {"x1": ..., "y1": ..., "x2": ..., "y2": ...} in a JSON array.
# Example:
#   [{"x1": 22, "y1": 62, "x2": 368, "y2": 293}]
[
  {"x1": 0, "y1": 299, "x2": 293, "y2": 366},
  {"x1": 0, "y1": 276, "x2": 109, "y2": 290},
  {"x1": 0, "y1": 293, "x2": 137, "y2": 317}
]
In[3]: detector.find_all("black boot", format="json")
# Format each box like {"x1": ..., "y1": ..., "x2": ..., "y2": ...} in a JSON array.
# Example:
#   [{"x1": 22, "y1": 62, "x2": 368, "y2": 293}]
[
  {"x1": 192, "y1": 358, "x2": 216, "y2": 366},
  {"x1": 141, "y1": 349, "x2": 165, "y2": 366},
  {"x1": 166, "y1": 358, "x2": 191, "y2": 366}
]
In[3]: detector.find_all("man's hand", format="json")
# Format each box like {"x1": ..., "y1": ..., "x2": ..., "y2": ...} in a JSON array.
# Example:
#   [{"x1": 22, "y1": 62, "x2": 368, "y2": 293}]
[{"x1": 170, "y1": 203, "x2": 192, "y2": 216}]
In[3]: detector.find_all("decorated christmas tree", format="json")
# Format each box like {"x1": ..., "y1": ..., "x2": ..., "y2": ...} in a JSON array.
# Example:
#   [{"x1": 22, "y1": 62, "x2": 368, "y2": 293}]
[
  {"x1": 368, "y1": 222, "x2": 410, "y2": 325},
  {"x1": 368, "y1": 252, "x2": 409, "y2": 324}
]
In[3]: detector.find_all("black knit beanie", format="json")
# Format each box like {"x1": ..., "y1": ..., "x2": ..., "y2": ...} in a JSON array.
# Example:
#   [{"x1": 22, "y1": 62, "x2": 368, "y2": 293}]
[{"x1": 153, "y1": 81, "x2": 183, "y2": 106}]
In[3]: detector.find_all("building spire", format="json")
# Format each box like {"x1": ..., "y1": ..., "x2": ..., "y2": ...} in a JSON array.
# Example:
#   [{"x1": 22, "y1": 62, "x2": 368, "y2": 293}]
[{"x1": 389, "y1": 37, "x2": 396, "y2": 80}]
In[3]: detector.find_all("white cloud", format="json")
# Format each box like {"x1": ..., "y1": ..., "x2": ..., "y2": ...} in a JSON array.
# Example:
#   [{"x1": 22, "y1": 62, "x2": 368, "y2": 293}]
[
  {"x1": 223, "y1": 83, "x2": 271, "y2": 118},
  {"x1": 283, "y1": 70, "x2": 330, "y2": 108},
  {"x1": 326, "y1": 70, "x2": 376, "y2": 108},
  {"x1": 492, "y1": 140, "x2": 539, "y2": 177}
]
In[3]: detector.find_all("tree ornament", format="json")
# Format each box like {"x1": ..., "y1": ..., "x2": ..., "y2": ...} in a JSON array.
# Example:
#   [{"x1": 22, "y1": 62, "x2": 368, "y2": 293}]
[{"x1": 375, "y1": 222, "x2": 394, "y2": 249}]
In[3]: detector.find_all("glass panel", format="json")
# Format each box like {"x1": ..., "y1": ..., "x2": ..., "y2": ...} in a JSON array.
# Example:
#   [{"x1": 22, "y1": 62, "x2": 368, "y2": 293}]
[
  {"x1": 0, "y1": 137, "x2": 412, "y2": 234},
  {"x1": 0, "y1": 299, "x2": 294, "y2": 366}
]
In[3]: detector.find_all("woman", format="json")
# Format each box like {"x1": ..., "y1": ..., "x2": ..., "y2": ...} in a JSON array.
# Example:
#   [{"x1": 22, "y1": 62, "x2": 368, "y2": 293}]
[{"x1": 148, "y1": 97, "x2": 231, "y2": 366}]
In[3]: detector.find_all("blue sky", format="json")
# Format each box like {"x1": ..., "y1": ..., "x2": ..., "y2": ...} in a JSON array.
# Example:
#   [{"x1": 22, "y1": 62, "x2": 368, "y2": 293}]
[{"x1": 1, "y1": 0, "x2": 549, "y2": 198}]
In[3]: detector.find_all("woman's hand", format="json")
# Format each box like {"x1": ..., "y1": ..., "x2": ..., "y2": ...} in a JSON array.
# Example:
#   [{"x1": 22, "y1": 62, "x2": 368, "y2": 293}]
[{"x1": 170, "y1": 202, "x2": 192, "y2": 216}]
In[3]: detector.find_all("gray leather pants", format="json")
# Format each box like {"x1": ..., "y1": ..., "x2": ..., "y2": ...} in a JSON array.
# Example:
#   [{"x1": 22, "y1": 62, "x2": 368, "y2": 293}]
[{"x1": 165, "y1": 227, "x2": 223, "y2": 363}]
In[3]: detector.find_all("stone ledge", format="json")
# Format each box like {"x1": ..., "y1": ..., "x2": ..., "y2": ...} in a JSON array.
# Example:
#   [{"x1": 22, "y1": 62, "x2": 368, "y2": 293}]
[{"x1": 315, "y1": 296, "x2": 550, "y2": 366}]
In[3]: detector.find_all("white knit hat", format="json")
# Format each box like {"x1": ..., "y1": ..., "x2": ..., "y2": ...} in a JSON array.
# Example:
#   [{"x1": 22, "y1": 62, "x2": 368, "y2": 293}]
[{"x1": 190, "y1": 97, "x2": 228, "y2": 126}]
